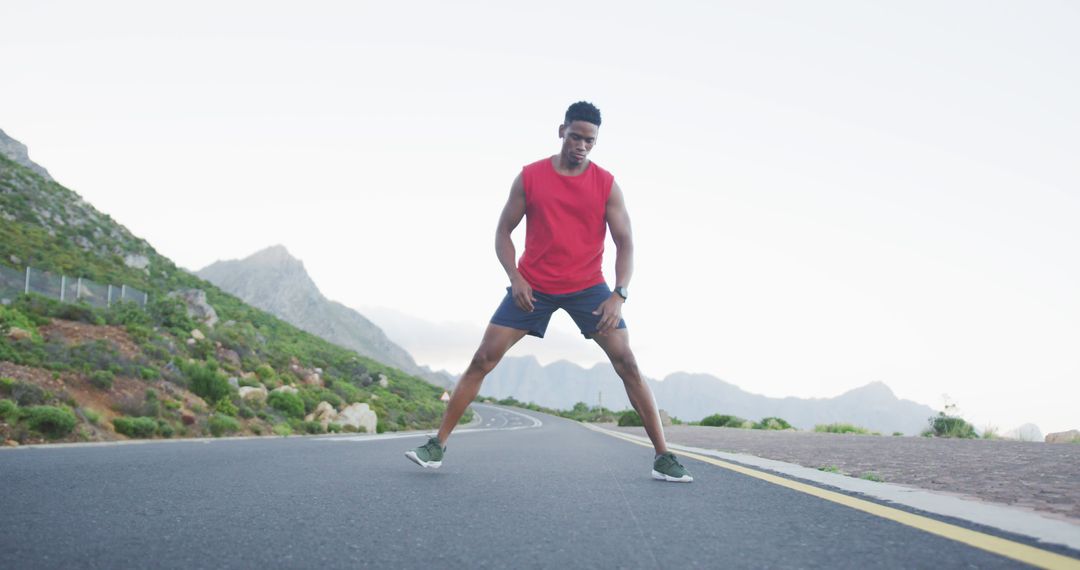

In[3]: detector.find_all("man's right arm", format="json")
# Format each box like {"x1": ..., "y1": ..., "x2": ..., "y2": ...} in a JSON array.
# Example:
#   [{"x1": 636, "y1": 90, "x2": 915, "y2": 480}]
[{"x1": 495, "y1": 173, "x2": 536, "y2": 312}]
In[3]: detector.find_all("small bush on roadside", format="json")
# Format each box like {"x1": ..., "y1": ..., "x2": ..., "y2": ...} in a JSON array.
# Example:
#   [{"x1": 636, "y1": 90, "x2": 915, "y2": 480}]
[
  {"x1": 25, "y1": 406, "x2": 78, "y2": 439},
  {"x1": 617, "y1": 409, "x2": 643, "y2": 427},
  {"x1": 753, "y1": 417, "x2": 792, "y2": 430},
  {"x1": 327, "y1": 422, "x2": 342, "y2": 433},
  {"x1": 113, "y1": 416, "x2": 158, "y2": 438},
  {"x1": 272, "y1": 423, "x2": 292, "y2": 436},
  {"x1": 89, "y1": 370, "x2": 115, "y2": 390},
  {"x1": 924, "y1": 413, "x2": 977, "y2": 439},
  {"x1": 815, "y1": 423, "x2": 875, "y2": 435},
  {"x1": 302, "y1": 420, "x2": 325, "y2": 434},
  {"x1": 0, "y1": 398, "x2": 18, "y2": 421},
  {"x1": 6, "y1": 380, "x2": 47, "y2": 406},
  {"x1": 208, "y1": 414, "x2": 241, "y2": 437},
  {"x1": 268, "y1": 391, "x2": 305, "y2": 419},
  {"x1": 701, "y1": 414, "x2": 748, "y2": 428},
  {"x1": 157, "y1": 420, "x2": 175, "y2": 438},
  {"x1": 237, "y1": 405, "x2": 254, "y2": 419}
]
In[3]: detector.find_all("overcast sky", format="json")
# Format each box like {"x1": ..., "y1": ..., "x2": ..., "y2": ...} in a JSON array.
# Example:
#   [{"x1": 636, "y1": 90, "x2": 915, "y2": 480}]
[{"x1": 3, "y1": 1, "x2": 1078, "y2": 434}]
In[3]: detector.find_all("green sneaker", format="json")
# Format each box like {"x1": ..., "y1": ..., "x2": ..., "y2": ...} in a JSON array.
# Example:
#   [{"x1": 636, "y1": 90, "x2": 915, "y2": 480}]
[
  {"x1": 405, "y1": 436, "x2": 445, "y2": 468},
  {"x1": 652, "y1": 452, "x2": 693, "y2": 482}
]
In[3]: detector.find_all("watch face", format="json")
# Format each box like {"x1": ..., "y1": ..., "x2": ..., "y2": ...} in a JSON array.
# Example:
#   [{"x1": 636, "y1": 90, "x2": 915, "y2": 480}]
[{"x1": 615, "y1": 287, "x2": 628, "y2": 299}]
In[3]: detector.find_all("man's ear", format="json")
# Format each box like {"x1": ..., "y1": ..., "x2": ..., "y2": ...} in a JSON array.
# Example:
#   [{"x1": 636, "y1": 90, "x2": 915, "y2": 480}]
[{"x1": 558, "y1": 123, "x2": 566, "y2": 138}]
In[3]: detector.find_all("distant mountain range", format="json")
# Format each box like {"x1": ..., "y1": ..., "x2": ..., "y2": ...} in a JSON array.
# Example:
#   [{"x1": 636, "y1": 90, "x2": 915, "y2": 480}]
[
  {"x1": 197, "y1": 246, "x2": 455, "y2": 388},
  {"x1": 481, "y1": 356, "x2": 939, "y2": 435}
]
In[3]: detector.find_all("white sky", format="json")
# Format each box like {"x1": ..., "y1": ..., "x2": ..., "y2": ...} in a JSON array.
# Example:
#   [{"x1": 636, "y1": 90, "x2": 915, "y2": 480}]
[{"x1": 2, "y1": 1, "x2": 1078, "y2": 434}]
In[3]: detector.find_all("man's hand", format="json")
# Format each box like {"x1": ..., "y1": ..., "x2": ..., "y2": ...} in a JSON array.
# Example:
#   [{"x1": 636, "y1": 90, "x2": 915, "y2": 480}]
[
  {"x1": 591, "y1": 294, "x2": 624, "y2": 335},
  {"x1": 511, "y1": 276, "x2": 536, "y2": 312}
]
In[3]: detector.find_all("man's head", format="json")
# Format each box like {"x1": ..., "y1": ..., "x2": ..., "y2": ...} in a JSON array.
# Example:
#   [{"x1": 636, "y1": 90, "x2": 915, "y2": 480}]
[{"x1": 559, "y1": 101, "x2": 601, "y2": 168}]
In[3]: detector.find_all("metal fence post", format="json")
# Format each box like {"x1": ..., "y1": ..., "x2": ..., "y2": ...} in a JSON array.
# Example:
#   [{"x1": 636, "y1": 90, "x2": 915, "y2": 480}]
[
  {"x1": 60, "y1": 275, "x2": 66, "y2": 302},
  {"x1": 24, "y1": 266, "x2": 30, "y2": 295},
  {"x1": 107, "y1": 284, "x2": 113, "y2": 307},
  {"x1": 121, "y1": 284, "x2": 127, "y2": 303},
  {"x1": 143, "y1": 291, "x2": 149, "y2": 307},
  {"x1": 76, "y1": 277, "x2": 83, "y2": 301}
]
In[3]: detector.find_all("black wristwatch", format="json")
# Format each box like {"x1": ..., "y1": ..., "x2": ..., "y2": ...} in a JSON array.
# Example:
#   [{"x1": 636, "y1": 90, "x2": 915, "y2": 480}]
[{"x1": 613, "y1": 286, "x2": 628, "y2": 301}]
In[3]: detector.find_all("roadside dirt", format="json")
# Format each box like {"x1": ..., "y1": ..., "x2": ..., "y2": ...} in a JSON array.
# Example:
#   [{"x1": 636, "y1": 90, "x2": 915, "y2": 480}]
[{"x1": 603, "y1": 423, "x2": 1080, "y2": 522}]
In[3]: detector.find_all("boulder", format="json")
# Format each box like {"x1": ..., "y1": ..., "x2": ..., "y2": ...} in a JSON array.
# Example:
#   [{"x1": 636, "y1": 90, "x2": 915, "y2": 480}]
[
  {"x1": 191, "y1": 329, "x2": 206, "y2": 341},
  {"x1": 227, "y1": 377, "x2": 239, "y2": 389},
  {"x1": 272, "y1": 385, "x2": 299, "y2": 395},
  {"x1": 181, "y1": 413, "x2": 196, "y2": 426},
  {"x1": 336, "y1": 403, "x2": 378, "y2": 434},
  {"x1": 658, "y1": 409, "x2": 673, "y2": 427},
  {"x1": 167, "y1": 289, "x2": 219, "y2": 328},
  {"x1": 5, "y1": 327, "x2": 33, "y2": 341},
  {"x1": 240, "y1": 371, "x2": 257, "y2": 380},
  {"x1": 218, "y1": 348, "x2": 242, "y2": 367},
  {"x1": 304, "y1": 401, "x2": 337, "y2": 426},
  {"x1": 302, "y1": 371, "x2": 323, "y2": 387},
  {"x1": 1045, "y1": 430, "x2": 1080, "y2": 444},
  {"x1": 124, "y1": 254, "x2": 150, "y2": 270},
  {"x1": 378, "y1": 374, "x2": 389, "y2": 388},
  {"x1": 239, "y1": 385, "x2": 268, "y2": 403}
]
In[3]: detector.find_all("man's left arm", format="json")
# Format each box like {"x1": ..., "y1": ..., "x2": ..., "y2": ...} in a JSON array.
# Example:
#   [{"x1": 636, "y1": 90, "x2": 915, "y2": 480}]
[{"x1": 593, "y1": 181, "x2": 633, "y2": 335}]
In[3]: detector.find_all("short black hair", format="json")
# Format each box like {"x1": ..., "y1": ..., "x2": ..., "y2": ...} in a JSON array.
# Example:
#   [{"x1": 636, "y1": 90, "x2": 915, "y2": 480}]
[{"x1": 564, "y1": 101, "x2": 601, "y2": 127}]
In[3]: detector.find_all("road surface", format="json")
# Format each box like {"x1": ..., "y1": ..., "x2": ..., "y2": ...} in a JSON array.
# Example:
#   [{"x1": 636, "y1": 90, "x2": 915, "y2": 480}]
[{"x1": 1, "y1": 404, "x2": 1077, "y2": 568}]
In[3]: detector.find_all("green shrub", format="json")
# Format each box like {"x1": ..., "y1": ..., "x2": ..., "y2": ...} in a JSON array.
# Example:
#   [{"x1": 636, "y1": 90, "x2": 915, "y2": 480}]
[
  {"x1": 272, "y1": 423, "x2": 292, "y2": 436},
  {"x1": 25, "y1": 406, "x2": 78, "y2": 439},
  {"x1": 82, "y1": 407, "x2": 101, "y2": 425},
  {"x1": 302, "y1": 420, "x2": 325, "y2": 434},
  {"x1": 701, "y1": 414, "x2": 748, "y2": 428},
  {"x1": 925, "y1": 413, "x2": 977, "y2": 439},
  {"x1": 157, "y1": 420, "x2": 175, "y2": 438},
  {"x1": 139, "y1": 367, "x2": 160, "y2": 381},
  {"x1": 0, "y1": 398, "x2": 19, "y2": 420},
  {"x1": 268, "y1": 391, "x2": 304, "y2": 419},
  {"x1": 113, "y1": 416, "x2": 158, "y2": 438},
  {"x1": 208, "y1": 414, "x2": 241, "y2": 437},
  {"x1": 237, "y1": 405, "x2": 254, "y2": 419},
  {"x1": 327, "y1": 422, "x2": 342, "y2": 433},
  {"x1": 214, "y1": 397, "x2": 238, "y2": 417},
  {"x1": 617, "y1": 410, "x2": 643, "y2": 427},
  {"x1": 183, "y1": 360, "x2": 232, "y2": 403},
  {"x1": 814, "y1": 423, "x2": 874, "y2": 435},
  {"x1": 89, "y1": 370, "x2": 115, "y2": 390},
  {"x1": 754, "y1": 417, "x2": 792, "y2": 430},
  {"x1": 255, "y1": 364, "x2": 276, "y2": 380}
]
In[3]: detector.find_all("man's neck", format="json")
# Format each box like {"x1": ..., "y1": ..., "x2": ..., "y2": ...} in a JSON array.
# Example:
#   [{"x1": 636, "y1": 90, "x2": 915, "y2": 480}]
[{"x1": 551, "y1": 154, "x2": 589, "y2": 176}]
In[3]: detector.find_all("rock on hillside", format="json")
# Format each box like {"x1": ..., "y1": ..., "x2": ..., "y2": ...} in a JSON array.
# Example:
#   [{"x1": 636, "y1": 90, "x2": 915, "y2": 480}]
[
  {"x1": 480, "y1": 357, "x2": 937, "y2": 435},
  {"x1": 197, "y1": 246, "x2": 453, "y2": 388}
]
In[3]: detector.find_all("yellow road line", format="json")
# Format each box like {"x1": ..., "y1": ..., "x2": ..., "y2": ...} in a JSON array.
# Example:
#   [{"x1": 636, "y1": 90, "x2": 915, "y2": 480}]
[{"x1": 586, "y1": 425, "x2": 1080, "y2": 570}]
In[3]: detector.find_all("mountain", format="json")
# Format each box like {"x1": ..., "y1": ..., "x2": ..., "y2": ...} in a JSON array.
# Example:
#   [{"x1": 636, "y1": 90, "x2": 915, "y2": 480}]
[
  {"x1": 0, "y1": 129, "x2": 52, "y2": 181},
  {"x1": 481, "y1": 357, "x2": 937, "y2": 435},
  {"x1": 1, "y1": 130, "x2": 452, "y2": 445},
  {"x1": 196, "y1": 246, "x2": 454, "y2": 388}
]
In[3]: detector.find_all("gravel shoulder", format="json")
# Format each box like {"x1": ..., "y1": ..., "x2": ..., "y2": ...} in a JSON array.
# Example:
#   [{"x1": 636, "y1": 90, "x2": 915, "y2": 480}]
[{"x1": 602, "y1": 423, "x2": 1080, "y2": 521}]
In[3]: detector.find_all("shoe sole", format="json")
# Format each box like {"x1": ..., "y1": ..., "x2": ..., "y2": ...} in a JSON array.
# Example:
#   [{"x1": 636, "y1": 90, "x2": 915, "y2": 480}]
[
  {"x1": 405, "y1": 451, "x2": 442, "y2": 469},
  {"x1": 652, "y1": 469, "x2": 693, "y2": 483}
]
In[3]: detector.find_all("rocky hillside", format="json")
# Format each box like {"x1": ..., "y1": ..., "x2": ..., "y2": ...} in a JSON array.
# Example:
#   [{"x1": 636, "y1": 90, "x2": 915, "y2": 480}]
[
  {"x1": 482, "y1": 356, "x2": 938, "y2": 435},
  {"x1": 197, "y1": 246, "x2": 454, "y2": 388},
  {"x1": 0, "y1": 132, "x2": 460, "y2": 446}
]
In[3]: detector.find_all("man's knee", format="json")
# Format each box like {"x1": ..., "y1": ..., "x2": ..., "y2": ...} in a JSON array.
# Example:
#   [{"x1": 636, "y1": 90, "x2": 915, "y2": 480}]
[
  {"x1": 609, "y1": 350, "x2": 641, "y2": 380},
  {"x1": 467, "y1": 349, "x2": 502, "y2": 375}
]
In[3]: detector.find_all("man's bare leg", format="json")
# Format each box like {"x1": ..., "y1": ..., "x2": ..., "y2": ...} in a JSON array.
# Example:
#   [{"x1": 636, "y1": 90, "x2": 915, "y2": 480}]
[
  {"x1": 592, "y1": 328, "x2": 668, "y2": 455},
  {"x1": 436, "y1": 323, "x2": 528, "y2": 444}
]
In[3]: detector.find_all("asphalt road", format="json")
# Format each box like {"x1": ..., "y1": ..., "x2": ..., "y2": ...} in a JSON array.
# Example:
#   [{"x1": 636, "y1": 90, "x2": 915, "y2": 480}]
[{"x1": 0, "y1": 404, "x2": 1070, "y2": 569}]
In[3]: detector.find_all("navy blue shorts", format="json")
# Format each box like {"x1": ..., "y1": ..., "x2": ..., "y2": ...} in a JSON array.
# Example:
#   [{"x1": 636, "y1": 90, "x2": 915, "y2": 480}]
[{"x1": 490, "y1": 282, "x2": 627, "y2": 339}]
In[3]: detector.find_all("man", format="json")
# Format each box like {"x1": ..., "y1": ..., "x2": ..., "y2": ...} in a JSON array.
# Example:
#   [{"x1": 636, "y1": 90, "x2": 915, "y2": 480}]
[{"x1": 406, "y1": 102, "x2": 692, "y2": 483}]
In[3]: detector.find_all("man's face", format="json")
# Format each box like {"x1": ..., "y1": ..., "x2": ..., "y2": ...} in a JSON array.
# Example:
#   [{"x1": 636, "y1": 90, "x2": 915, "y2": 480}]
[{"x1": 558, "y1": 120, "x2": 599, "y2": 167}]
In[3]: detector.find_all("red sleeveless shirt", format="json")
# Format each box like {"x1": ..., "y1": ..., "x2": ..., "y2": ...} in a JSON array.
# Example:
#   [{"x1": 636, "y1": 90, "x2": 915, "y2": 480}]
[{"x1": 517, "y1": 157, "x2": 615, "y2": 294}]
